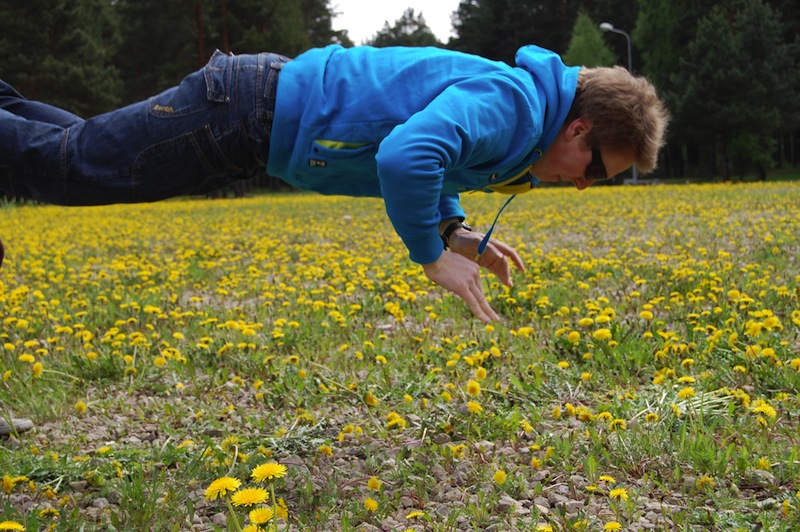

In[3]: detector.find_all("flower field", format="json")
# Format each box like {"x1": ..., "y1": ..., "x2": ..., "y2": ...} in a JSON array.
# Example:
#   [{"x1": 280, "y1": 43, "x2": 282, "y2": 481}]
[{"x1": 1, "y1": 181, "x2": 799, "y2": 531}]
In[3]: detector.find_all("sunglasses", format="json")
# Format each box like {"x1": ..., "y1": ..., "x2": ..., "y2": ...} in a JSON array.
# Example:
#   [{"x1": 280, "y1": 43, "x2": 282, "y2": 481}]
[{"x1": 585, "y1": 148, "x2": 609, "y2": 181}]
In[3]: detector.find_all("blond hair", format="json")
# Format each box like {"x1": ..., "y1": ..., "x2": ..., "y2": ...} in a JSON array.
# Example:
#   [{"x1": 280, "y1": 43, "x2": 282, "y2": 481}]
[{"x1": 569, "y1": 66, "x2": 669, "y2": 173}]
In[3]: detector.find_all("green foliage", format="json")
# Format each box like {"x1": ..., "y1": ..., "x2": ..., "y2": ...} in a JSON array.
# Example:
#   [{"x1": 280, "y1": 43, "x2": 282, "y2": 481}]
[
  {"x1": 365, "y1": 8, "x2": 442, "y2": 48},
  {"x1": 0, "y1": 0, "x2": 121, "y2": 117},
  {"x1": 452, "y1": 0, "x2": 583, "y2": 64},
  {"x1": 673, "y1": 0, "x2": 796, "y2": 179},
  {"x1": 563, "y1": 10, "x2": 616, "y2": 67}
]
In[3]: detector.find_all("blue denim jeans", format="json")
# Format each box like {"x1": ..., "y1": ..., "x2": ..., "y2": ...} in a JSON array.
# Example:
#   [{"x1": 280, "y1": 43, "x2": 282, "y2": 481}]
[{"x1": 0, "y1": 50, "x2": 288, "y2": 205}]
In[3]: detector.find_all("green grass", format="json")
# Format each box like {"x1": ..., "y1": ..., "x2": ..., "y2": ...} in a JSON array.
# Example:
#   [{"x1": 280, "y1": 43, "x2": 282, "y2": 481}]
[{"x1": 1, "y1": 181, "x2": 799, "y2": 531}]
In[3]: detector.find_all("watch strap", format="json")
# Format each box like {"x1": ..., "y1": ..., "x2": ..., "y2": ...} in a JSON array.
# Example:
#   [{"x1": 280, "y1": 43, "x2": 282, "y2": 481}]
[{"x1": 441, "y1": 220, "x2": 471, "y2": 249}]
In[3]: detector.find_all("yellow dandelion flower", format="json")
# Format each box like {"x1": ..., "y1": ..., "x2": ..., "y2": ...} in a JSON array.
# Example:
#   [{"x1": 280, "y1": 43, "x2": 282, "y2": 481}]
[
  {"x1": 318, "y1": 444, "x2": 333, "y2": 456},
  {"x1": 493, "y1": 469, "x2": 507, "y2": 485},
  {"x1": 367, "y1": 476, "x2": 382, "y2": 491},
  {"x1": 757, "y1": 457, "x2": 771, "y2": 471},
  {"x1": 467, "y1": 401, "x2": 482, "y2": 414},
  {"x1": 38, "y1": 507, "x2": 60, "y2": 519},
  {"x1": 609, "y1": 418, "x2": 627, "y2": 430},
  {"x1": 609, "y1": 487, "x2": 629, "y2": 500},
  {"x1": 276, "y1": 498, "x2": 288, "y2": 519},
  {"x1": 32, "y1": 362, "x2": 43, "y2": 378},
  {"x1": 645, "y1": 412, "x2": 659, "y2": 423},
  {"x1": 250, "y1": 462, "x2": 287, "y2": 482},
  {"x1": 406, "y1": 510, "x2": 426, "y2": 519},
  {"x1": 247, "y1": 506, "x2": 275, "y2": 525},
  {"x1": 695, "y1": 476, "x2": 715, "y2": 490},
  {"x1": 204, "y1": 476, "x2": 241, "y2": 501},
  {"x1": 364, "y1": 393, "x2": 379, "y2": 407},
  {"x1": 231, "y1": 487, "x2": 269, "y2": 507},
  {"x1": 466, "y1": 379, "x2": 481, "y2": 397},
  {"x1": 751, "y1": 400, "x2": 777, "y2": 419},
  {"x1": 18, "y1": 354, "x2": 35, "y2": 364},
  {"x1": 474, "y1": 367, "x2": 487, "y2": 380},
  {"x1": 0, "y1": 521, "x2": 25, "y2": 531},
  {"x1": 557, "y1": 360, "x2": 569, "y2": 369},
  {"x1": 448, "y1": 443, "x2": 467, "y2": 459},
  {"x1": 677, "y1": 387, "x2": 696, "y2": 399},
  {"x1": 364, "y1": 497, "x2": 378, "y2": 512},
  {"x1": 599, "y1": 475, "x2": 616, "y2": 483},
  {"x1": 604, "y1": 522, "x2": 623, "y2": 531},
  {"x1": 249, "y1": 506, "x2": 274, "y2": 524},
  {"x1": 530, "y1": 457, "x2": 542, "y2": 469},
  {"x1": 596, "y1": 411, "x2": 612, "y2": 422},
  {"x1": 592, "y1": 328, "x2": 612, "y2": 341},
  {"x1": 75, "y1": 401, "x2": 88, "y2": 414}
]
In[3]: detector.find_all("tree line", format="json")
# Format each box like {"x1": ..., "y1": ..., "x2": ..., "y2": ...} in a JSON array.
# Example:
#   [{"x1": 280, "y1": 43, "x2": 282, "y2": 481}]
[{"x1": 1, "y1": 0, "x2": 797, "y2": 183}]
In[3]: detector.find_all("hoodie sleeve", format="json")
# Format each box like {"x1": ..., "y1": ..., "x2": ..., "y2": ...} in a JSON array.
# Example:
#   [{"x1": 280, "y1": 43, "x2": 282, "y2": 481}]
[{"x1": 375, "y1": 76, "x2": 541, "y2": 264}]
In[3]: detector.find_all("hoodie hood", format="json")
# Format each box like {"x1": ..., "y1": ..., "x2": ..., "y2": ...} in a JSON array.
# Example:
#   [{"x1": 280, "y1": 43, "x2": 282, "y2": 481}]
[{"x1": 514, "y1": 45, "x2": 581, "y2": 154}]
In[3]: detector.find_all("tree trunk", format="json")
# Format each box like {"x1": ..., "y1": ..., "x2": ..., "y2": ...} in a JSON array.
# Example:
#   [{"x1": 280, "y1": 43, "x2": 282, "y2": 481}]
[
  {"x1": 221, "y1": 1, "x2": 230, "y2": 53},
  {"x1": 195, "y1": 1, "x2": 205, "y2": 67}
]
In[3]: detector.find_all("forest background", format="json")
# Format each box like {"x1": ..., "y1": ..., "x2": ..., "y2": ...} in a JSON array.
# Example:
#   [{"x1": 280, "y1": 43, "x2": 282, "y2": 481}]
[{"x1": 1, "y1": 0, "x2": 798, "y2": 185}]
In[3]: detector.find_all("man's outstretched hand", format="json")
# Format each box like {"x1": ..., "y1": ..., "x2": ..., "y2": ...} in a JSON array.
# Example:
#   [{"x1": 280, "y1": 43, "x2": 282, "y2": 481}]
[{"x1": 422, "y1": 230, "x2": 525, "y2": 322}]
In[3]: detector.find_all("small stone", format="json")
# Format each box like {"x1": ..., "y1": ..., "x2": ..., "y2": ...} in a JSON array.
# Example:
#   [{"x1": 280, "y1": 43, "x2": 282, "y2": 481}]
[
  {"x1": 92, "y1": 497, "x2": 109, "y2": 509},
  {"x1": 211, "y1": 512, "x2": 227, "y2": 526},
  {"x1": 433, "y1": 433, "x2": 451, "y2": 445},
  {"x1": 496, "y1": 494, "x2": 519, "y2": 513}
]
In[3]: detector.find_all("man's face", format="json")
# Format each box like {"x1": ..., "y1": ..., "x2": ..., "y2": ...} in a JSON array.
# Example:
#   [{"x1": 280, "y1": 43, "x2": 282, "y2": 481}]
[{"x1": 531, "y1": 119, "x2": 636, "y2": 190}]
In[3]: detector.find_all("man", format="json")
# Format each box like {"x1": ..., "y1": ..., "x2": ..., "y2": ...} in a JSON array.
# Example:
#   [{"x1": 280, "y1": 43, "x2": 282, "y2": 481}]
[{"x1": 1, "y1": 44, "x2": 668, "y2": 322}]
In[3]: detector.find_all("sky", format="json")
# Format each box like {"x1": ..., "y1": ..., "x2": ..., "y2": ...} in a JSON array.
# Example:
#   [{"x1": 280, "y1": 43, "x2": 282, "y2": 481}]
[{"x1": 331, "y1": 0, "x2": 462, "y2": 45}]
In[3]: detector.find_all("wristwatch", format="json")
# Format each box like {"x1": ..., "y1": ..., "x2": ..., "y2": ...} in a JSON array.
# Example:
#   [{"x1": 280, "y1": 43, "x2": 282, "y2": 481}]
[{"x1": 440, "y1": 220, "x2": 472, "y2": 249}]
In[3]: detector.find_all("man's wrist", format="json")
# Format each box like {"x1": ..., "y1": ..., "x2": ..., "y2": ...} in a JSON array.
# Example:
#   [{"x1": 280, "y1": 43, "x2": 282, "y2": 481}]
[{"x1": 440, "y1": 220, "x2": 472, "y2": 249}]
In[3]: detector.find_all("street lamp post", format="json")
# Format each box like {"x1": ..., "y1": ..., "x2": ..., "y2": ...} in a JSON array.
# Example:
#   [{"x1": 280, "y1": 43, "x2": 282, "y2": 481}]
[{"x1": 599, "y1": 22, "x2": 638, "y2": 182}]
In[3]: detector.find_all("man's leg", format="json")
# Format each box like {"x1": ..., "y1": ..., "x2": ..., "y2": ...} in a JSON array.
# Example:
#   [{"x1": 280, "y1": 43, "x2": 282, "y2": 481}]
[
  {"x1": 0, "y1": 51, "x2": 271, "y2": 206},
  {"x1": 0, "y1": 80, "x2": 82, "y2": 127}
]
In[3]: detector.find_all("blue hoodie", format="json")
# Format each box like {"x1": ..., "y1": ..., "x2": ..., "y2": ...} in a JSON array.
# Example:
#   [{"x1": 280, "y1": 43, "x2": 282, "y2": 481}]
[{"x1": 268, "y1": 44, "x2": 579, "y2": 264}]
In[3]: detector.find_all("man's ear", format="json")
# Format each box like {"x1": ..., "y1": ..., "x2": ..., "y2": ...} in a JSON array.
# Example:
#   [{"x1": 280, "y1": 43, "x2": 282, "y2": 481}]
[{"x1": 564, "y1": 118, "x2": 593, "y2": 140}]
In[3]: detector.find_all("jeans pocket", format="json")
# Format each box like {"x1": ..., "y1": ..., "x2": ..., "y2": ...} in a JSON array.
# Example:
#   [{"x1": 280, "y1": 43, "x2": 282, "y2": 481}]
[
  {"x1": 148, "y1": 51, "x2": 233, "y2": 117},
  {"x1": 131, "y1": 124, "x2": 242, "y2": 201},
  {"x1": 204, "y1": 50, "x2": 233, "y2": 103}
]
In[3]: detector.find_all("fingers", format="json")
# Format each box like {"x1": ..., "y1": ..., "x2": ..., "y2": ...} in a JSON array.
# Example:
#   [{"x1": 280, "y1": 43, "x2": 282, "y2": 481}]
[
  {"x1": 462, "y1": 278, "x2": 500, "y2": 322},
  {"x1": 421, "y1": 249, "x2": 501, "y2": 323},
  {"x1": 491, "y1": 239, "x2": 525, "y2": 271}
]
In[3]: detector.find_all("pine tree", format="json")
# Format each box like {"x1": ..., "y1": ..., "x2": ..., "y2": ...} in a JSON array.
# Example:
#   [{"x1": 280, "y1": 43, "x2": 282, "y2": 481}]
[
  {"x1": 563, "y1": 10, "x2": 616, "y2": 67},
  {"x1": 365, "y1": 8, "x2": 442, "y2": 48},
  {"x1": 0, "y1": 0, "x2": 120, "y2": 116}
]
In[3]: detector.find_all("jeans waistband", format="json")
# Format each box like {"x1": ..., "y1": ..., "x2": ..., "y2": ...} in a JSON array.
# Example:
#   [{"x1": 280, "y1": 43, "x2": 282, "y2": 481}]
[{"x1": 260, "y1": 53, "x2": 290, "y2": 134}]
